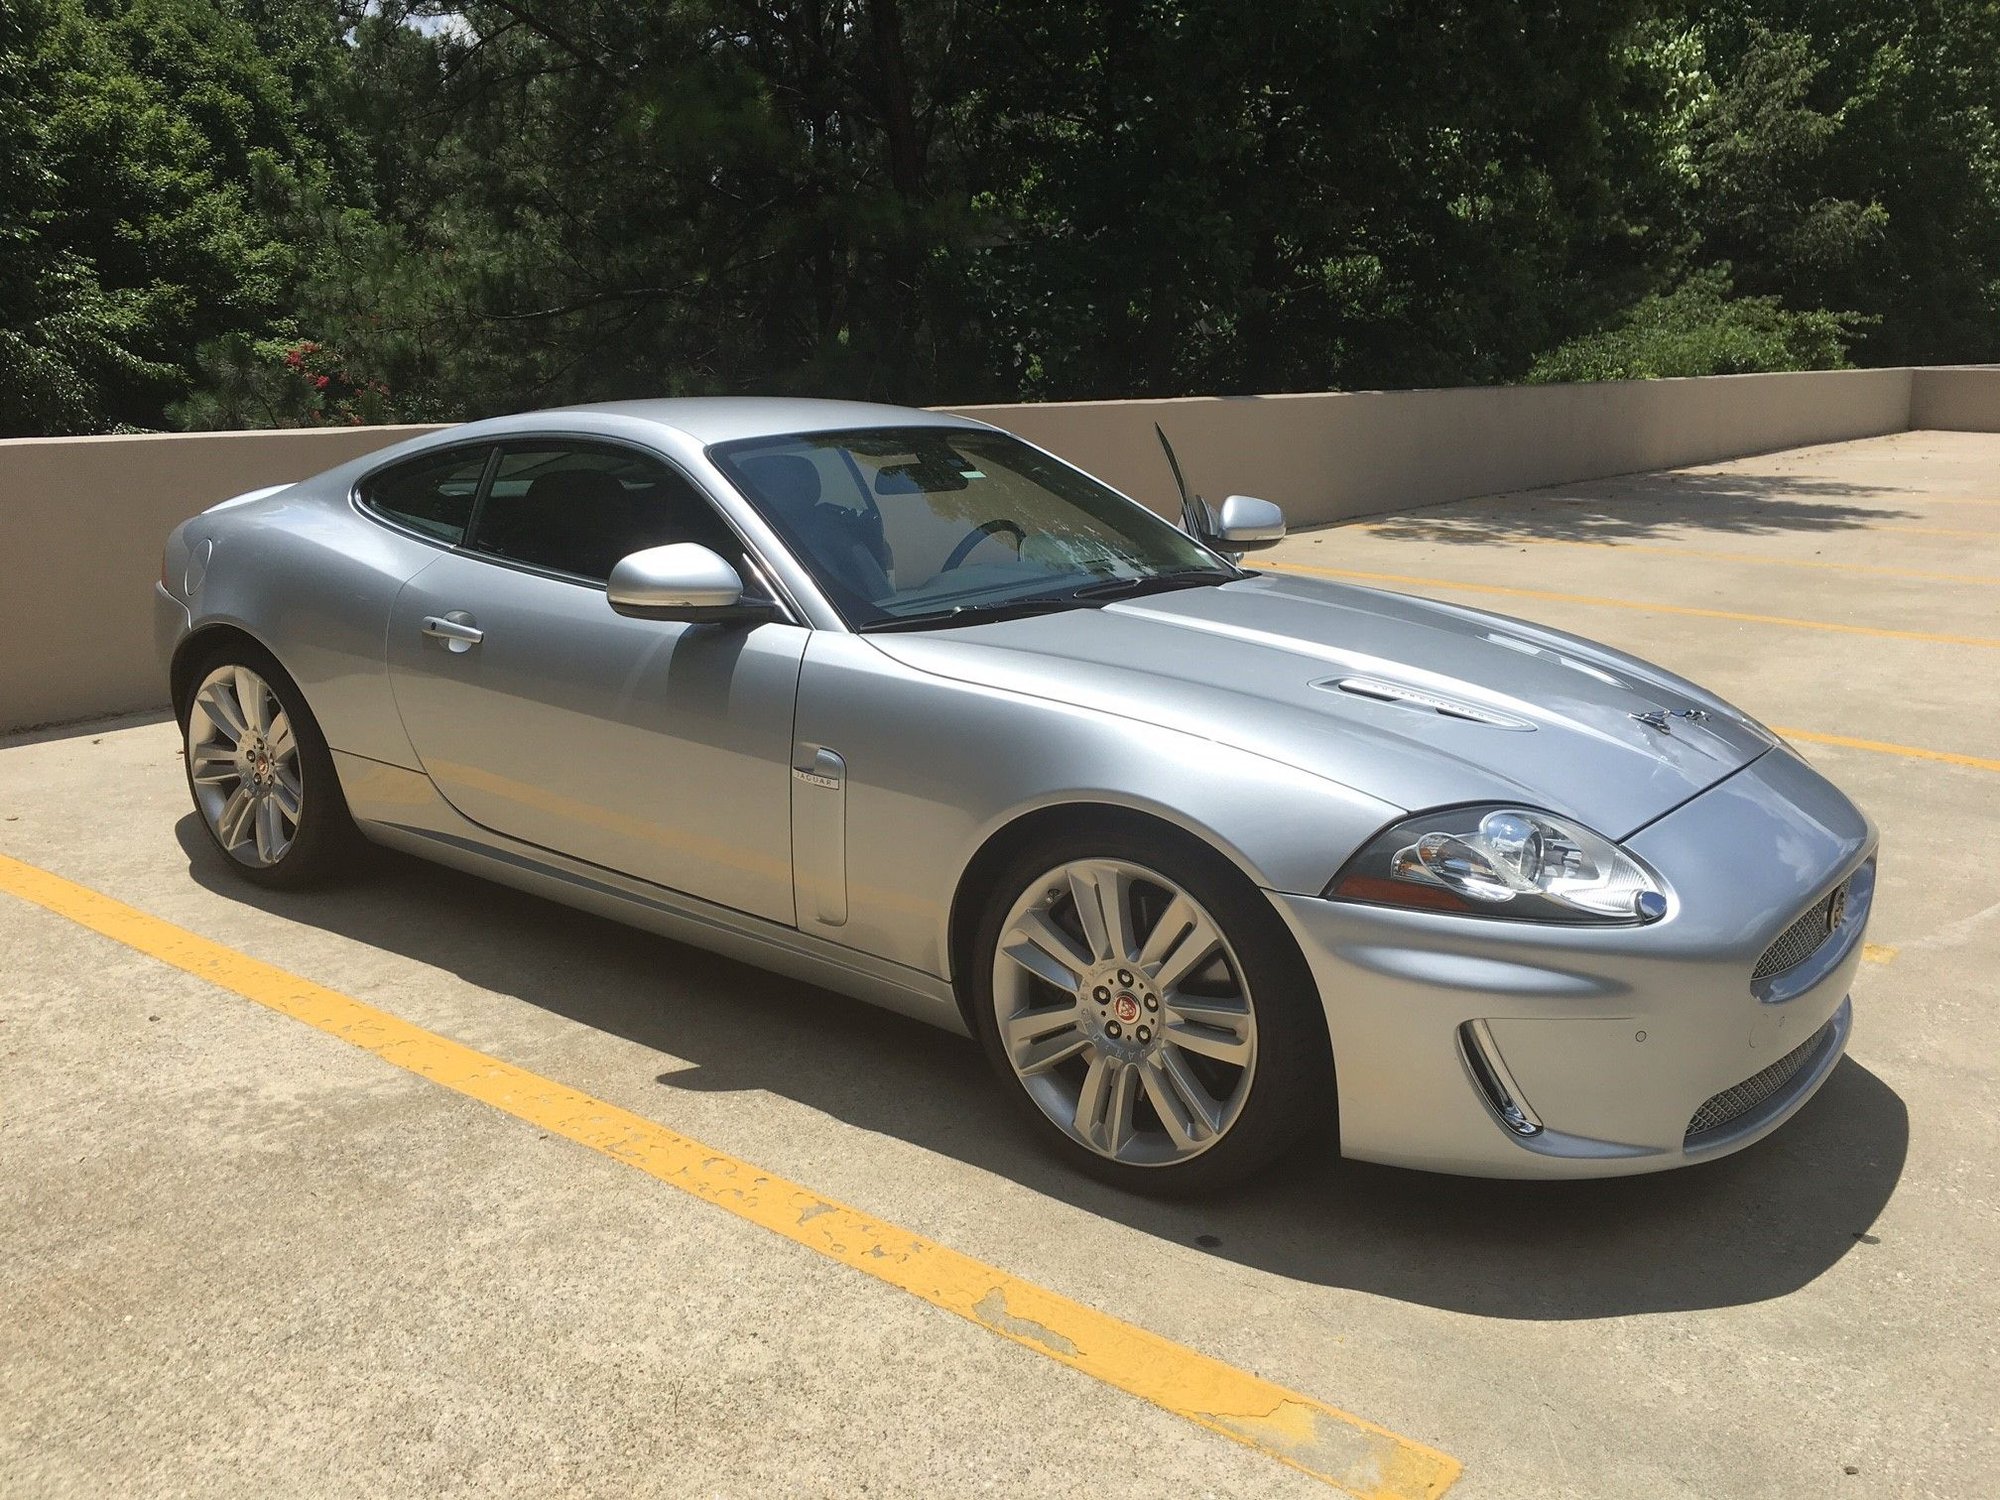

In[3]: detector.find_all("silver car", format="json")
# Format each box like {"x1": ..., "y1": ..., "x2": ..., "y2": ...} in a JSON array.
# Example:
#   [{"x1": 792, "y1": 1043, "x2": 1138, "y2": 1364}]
[{"x1": 156, "y1": 398, "x2": 1876, "y2": 1192}]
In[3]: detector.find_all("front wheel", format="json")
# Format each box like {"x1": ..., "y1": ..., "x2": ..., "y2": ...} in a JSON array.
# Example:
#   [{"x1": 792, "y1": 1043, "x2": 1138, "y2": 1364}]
[
  {"x1": 970, "y1": 825, "x2": 1333, "y2": 1194},
  {"x1": 181, "y1": 647, "x2": 356, "y2": 888}
]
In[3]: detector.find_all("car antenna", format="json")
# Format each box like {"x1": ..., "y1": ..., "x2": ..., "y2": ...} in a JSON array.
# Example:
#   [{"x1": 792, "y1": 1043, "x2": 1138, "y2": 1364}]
[{"x1": 1154, "y1": 423, "x2": 1208, "y2": 540}]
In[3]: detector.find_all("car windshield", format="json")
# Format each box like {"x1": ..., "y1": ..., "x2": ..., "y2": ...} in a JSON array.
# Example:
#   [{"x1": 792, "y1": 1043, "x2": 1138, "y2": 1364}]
[{"x1": 709, "y1": 427, "x2": 1236, "y2": 629}]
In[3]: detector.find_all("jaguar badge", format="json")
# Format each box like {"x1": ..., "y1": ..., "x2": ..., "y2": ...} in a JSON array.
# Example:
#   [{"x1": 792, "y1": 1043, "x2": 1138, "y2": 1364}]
[{"x1": 1631, "y1": 706, "x2": 1711, "y2": 734}]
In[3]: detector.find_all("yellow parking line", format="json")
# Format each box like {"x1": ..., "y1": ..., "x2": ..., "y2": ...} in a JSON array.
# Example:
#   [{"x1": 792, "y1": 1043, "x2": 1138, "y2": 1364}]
[
  {"x1": 1864, "y1": 944, "x2": 1898, "y2": 965},
  {"x1": 1353, "y1": 535, "x2": 2000, "y2": 586},
  {"x1": 1869, "y1": 525, "x2": 2000, "y2": 538},
  {"x1": 0, "y1": 852, "x2": 1459, "y2": 1500},
  {"x1": 1262, "y1": 561, "x2": 2000, "y2": 649},
  {"x1": 1771, "y1": 727, "x2": 2000, "y2": 775}
]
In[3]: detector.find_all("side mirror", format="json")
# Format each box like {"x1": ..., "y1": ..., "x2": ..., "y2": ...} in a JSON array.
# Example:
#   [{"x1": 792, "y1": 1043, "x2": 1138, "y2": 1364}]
[
  {"x1": 606, "y1": 543, "x2": 779, "y2": 622},
  {"x1": 1209, "y1": 494, "x2": 1286, "y2": 551}
]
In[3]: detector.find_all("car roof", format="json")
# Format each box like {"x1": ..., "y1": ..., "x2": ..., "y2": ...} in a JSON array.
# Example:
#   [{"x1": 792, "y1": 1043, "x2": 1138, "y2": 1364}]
[{"x1": 530, "y1": 396, "x2": 992, "y2": 446}]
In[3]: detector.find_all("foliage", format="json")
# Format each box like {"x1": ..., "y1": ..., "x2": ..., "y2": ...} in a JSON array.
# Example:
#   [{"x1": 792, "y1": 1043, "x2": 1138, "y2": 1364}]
[
  {"x1": 1, "y1": 0, "x2": 1996, "y2": 434},
  {"x1": 1527, "y1": 266, "x2": 1861, "y2": 381}
]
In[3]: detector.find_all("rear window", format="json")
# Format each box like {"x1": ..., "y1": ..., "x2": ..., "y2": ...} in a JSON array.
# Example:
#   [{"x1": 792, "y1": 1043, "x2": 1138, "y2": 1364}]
[{"x1": 358, "y1": 446, "x2": 493, "y2": 543}]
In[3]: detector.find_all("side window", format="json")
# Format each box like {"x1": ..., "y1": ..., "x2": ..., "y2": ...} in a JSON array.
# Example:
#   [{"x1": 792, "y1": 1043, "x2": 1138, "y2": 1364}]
[
  {"x1": 467, "y1": 443, "x2": 748, "y2": 584},
  {"x1": 357, "y1": 446, "x2": 492, "y2": 544}
]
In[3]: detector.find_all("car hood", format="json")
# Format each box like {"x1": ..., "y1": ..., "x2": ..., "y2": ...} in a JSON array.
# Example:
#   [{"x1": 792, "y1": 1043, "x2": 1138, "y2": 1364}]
[{"x1": 866, "y1": 571, "x2": 1774, "y2": 841}]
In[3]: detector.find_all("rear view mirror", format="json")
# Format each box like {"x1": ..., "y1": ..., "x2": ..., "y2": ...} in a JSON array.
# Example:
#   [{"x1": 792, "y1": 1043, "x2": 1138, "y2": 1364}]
[
  {"x1": 1210, "y1": 495, "x2": 1286, "y2": 551},
  {"x1": 606, "y1": 544, "x2": 779, "y2": 622}
]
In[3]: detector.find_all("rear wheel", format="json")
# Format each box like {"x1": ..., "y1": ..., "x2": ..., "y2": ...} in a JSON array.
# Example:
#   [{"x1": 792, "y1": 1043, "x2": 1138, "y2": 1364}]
[
  {"x1": 970, "y1": 824, "x2": 1332, "y2": 1194},
  {"x1": 180, "y1": 646, "x2": 355, "y2": 888}
]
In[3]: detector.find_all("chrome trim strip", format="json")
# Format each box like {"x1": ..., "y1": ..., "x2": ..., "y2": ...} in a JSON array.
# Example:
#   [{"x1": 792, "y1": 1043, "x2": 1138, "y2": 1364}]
[{"x1": 1458, "y1": 1018, "x2": 1544, "y2": 1136}]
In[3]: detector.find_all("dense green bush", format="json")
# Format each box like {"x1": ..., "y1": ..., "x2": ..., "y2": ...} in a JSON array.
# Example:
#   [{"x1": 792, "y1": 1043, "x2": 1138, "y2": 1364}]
[{"x1": 1527, "y1": 267, "x2": 1863, "y2": 381}]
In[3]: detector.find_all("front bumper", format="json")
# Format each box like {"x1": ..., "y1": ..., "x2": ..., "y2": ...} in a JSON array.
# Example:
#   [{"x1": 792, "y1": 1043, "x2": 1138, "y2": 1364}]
[{"x1": 1272, "y1": 747, "x2": 1876, "y2": 1178}]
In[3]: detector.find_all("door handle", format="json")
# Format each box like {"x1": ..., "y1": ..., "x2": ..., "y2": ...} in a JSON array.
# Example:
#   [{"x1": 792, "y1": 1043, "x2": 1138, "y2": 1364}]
[{"x1": 421, "y1": 613, "x2": 484, "y2": 651}]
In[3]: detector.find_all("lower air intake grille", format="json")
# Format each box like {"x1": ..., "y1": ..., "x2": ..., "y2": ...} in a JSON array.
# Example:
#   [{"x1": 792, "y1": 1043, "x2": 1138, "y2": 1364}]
[
  {"x1": 1752, "y1": 882, "x2": 1846, "y2": 981},
  {"x1": 1686, "y1": 1023, "x2": 1830, "y2": 1139}
]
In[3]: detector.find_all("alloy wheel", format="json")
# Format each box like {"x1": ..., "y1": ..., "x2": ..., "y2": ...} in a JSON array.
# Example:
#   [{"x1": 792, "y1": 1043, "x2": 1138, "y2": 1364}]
[
  {"x1": 187, "y1": 664, "x2": 303, "y2": 868},
  {"x1": 990, "y1": 858, "x2": 1258, "y2": 1166}
]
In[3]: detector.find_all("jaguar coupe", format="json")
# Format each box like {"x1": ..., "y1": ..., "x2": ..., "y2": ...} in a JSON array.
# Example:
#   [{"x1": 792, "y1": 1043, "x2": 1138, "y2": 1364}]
[{"x1": 156, "y1": 398, "x2": 1876, "y2": 1191}]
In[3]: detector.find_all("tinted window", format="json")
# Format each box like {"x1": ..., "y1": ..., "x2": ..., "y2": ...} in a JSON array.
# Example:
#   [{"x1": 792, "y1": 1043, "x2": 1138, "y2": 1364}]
[
  {"x1": 358, "y1": 446, "x2": 492, "y2": 543},
  {"x1": 467, "y1": 443, "x2": 747, "y2": 583}
]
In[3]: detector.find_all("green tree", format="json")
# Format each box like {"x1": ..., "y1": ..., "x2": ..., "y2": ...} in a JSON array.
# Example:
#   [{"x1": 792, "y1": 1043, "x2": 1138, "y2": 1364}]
[{"x1": 0, "y1": 0, "x2": 371, "y2": 433}]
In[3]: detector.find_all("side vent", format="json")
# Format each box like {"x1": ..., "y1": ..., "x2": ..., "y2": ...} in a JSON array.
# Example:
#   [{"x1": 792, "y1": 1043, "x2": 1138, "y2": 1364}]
[{"x1": 1319, "y1": 676, "x2": 1533, "y2": 730}]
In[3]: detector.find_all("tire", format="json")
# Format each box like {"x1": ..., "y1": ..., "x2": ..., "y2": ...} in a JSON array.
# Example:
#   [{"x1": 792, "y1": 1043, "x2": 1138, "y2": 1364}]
[
  {"x1": 969, "y1": 820, "x2": 1334, "y2": 1195},
  {"x1": 178, "y1": 641, "x2": 358, "y2": 889}
]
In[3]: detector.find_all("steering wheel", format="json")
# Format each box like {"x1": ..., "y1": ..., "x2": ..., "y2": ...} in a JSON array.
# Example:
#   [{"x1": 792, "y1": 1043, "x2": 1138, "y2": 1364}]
[{"x1": 940, "y1": 519, "x2": 1027, "y2": 572}]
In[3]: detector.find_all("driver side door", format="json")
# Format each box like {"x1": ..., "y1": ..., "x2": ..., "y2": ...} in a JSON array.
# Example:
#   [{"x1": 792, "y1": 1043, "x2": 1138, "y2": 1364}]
[{"x1": 383, "y1": 438, "x2": 807, "y2": 924}]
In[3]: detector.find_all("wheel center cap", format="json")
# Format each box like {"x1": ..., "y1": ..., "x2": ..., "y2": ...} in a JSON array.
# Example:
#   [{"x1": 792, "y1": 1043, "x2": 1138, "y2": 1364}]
[{"x1": 1112, "y1": 993, "x2": 1141, "y2": 1025}]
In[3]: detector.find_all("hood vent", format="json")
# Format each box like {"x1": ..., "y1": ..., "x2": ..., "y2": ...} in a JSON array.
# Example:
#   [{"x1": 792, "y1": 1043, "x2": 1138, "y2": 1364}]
[{"x1": 1320, "y1": 676, "x2": 1534, "y2": 730}]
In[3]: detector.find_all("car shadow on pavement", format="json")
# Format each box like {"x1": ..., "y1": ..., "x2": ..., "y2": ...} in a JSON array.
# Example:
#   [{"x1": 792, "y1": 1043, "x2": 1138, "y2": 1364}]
[
  {"x1": 178, "y1": 818, "x2": 1908, "y2": 1324},
  {"x1": 1314, "y1": 472, "x2": 1920, "y2": 546}
]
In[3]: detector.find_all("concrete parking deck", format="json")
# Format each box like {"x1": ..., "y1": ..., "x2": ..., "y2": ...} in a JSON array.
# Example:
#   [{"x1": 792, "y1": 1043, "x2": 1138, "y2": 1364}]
[{"x1": 4, "y1": 430, "x2": 1995, "y2": 1498}]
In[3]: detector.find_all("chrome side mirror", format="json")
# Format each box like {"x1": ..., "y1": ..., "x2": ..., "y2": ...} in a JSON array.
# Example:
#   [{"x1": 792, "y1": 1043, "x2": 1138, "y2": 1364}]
[
  {"x1": 1211, "y1": 494, "x2": 1286, "y2": 551},
  {"x1": 606, "y1": 543, "x2": 777, "y2": 622}
]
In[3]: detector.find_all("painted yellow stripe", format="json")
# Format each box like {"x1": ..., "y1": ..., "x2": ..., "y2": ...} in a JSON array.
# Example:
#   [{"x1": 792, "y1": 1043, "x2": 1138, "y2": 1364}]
[
  {"x1": 1771, "y1": 726, "x2": 2000, "y2": 775},
  {"x1": 0, "y1": 852, "x2": 1459, "y2": 1500},
  {"x1": 1354, "y1": 534, "x2": 2000, "y2": 586},
  {"x1": 1870, "y1": 524, "x2": 2000, "y2": 538},
  {"x1": 1262, "y1": 561, "x2": 2000, "y2": 649},
  {"x1": 1863, "y1": 944, "x2": 1898, "y2": 965}
]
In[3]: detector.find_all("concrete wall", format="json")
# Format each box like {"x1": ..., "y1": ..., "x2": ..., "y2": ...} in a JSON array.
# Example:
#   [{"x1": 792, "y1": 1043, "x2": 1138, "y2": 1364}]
[
  {"x1": 1, "y1": 426, "x2": 443, "y2": 731},
  {"x1": 948, "y1": 366, "x2": 1915, "y2": 526},
  {"x1": 0, "y1": 365, "x2": 1990, "y2": 732},
  {"x1": 1910, "y1": 366, "x2": 2000, "y2": 432}
]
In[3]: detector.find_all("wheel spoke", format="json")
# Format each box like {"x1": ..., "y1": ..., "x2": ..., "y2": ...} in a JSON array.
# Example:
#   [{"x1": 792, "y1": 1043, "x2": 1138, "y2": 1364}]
[
  {"x1": 1146, "y1": 904, "x2": 1223, "y2": 995},
  {"x1": 267, "y1": 713, "x2": 295, "y2": 763},
  {"x1": 188, "y1": 744, "x2": 238, "y2": 786},
  {"x1": 1068, "y1": 861, "x2": 1137, "y2": 964},
  {"x1": 271, "y1": 777, "x2": 302, "y2": 821},
  {"x1": 1001, "y1": 909, "x2": 1092, "y2": 992},
  {"x1": 1164, "y1": 1017, "x2": 1253, "y2": 1067},
  {"x1": 1073, "y1": 1053, "x2": 1139, "y2": 1154},
  {"x1": 236, "y1": 667, "x2": 272, "y2": 735},
  {"x1": 1163, "y1": 994, "x2": 1254, "y2": 1067},
  {"x1": 200, "y1": 681, "x2": 249, "y2": 743},
  {"x1": 216, "y1": 786, "x2": 257, "y2": 848},
  {"x1": 253, "y1": 794, "x2": 282, "y2": 862},
  {"x1": 1003, "y1": 1003, "x2": 1090, "y2": 1075},
  {"x1": 1140, "y1": 1051, "x2": 1221, "y2": 1150}
]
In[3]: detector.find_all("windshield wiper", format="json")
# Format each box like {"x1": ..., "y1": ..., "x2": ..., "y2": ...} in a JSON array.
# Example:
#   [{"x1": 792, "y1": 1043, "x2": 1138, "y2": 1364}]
[
  {"x1": 1066, "y1": 566, "x2": 1242, "y2": 600},
  {"x1": 856, "y1": 597, "x2": 1088, "y2": 633}
]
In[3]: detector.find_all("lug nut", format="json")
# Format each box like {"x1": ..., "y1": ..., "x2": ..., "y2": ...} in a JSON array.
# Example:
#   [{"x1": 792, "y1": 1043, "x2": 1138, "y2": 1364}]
[
  {"x1": 1093, "y1": 985, "x2": 1110, "y2": 1003},
  {"x1": 1116, "y1": 969, "x2": 1133, "y2": 986},
  {"x1": 1105, "y1": 1020, "x2": 1123, "y2": 1039},
  {"x1": 1143, "y1": 993, "x2": 1158, "y2": 1011},
  {"x1": 1136, "y1": 1025, "x2": 1152, "y2": 1044}
]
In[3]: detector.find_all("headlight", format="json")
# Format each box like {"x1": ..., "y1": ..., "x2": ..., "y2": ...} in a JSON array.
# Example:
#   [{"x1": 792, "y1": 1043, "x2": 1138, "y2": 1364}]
[{"x1": 1327, "y1": 805, "x2": 1668, "y2": 924}]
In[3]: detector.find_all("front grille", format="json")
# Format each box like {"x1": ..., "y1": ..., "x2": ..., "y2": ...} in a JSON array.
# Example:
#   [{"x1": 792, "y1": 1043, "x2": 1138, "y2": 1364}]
[
  {"x1": 1752, "y1": 881, "x2": 1847, "y2": 980},
  {"x1": 1685, "y1": 1023, "x2": 1831, "y2": 1139}
]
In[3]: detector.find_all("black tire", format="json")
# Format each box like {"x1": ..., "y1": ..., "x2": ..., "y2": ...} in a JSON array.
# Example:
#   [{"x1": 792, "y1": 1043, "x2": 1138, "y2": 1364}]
[
  {"x1": 968, "y1": 819, "x2": 1334, "y2": 1195},
  {"x1": 177, "y1": 639, "x2": 358, "y2": 890}
]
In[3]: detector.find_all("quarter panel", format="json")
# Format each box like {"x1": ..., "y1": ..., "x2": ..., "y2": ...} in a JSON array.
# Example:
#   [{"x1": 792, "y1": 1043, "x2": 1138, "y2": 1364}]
[
  {"x1": 188, "y1": 480, "x2": 442, "y2": 767},
  {"x1": 792, "y1": 633, "x2": 1402, "y2": 977}
]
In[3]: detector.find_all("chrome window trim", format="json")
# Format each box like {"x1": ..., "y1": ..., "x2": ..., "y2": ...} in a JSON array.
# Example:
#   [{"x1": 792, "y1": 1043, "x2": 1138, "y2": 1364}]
[
  {"x1": 351, "y1": 440, "x2": 500, "y2": 549},
  {"x1": 349, "y1": 430, "x2": 809, "y2": 627}
]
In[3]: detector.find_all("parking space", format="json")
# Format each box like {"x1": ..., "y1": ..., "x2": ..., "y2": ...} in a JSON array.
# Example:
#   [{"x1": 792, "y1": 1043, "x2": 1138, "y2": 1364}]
[{"x1": 4, "y1": 430, "x2": 1996, "y2": 1498}]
